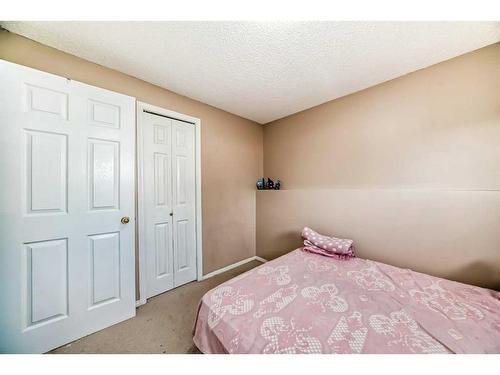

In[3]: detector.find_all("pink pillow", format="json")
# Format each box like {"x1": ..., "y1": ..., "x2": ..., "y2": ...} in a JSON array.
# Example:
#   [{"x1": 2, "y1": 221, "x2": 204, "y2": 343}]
[{"x1": 301, "y1": 227, "x2": 355, "y2": 259}]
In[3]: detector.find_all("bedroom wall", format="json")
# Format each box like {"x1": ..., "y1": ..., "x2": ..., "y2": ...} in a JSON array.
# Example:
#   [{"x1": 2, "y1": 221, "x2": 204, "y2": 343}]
[
  {"x1": 258, "y1": 43, "x2": 500, "y2": 289},
  {"x1": 0, "y1": 30, "x2": 264, "y2": 297}
]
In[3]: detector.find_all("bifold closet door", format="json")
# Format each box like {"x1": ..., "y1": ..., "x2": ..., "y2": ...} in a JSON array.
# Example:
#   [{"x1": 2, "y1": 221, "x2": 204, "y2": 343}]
[
  {"x1": 142, "y1": 113, "x2": 174, "y2": 297},
  {"x1": 170, "y1": 119, "x2": 196, "y2": 287},
  {"x1": 141, "y1": 111, "x2": 196, "y2": 298},
  {"x1": 0, "y1": 61, "x2": 136, "y2": 353}
]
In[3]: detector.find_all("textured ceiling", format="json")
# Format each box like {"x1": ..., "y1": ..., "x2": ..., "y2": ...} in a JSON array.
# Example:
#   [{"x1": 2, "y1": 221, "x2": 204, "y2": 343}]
[{"x1": 2, "y1": 21, "x2": 500, "y2": 124}]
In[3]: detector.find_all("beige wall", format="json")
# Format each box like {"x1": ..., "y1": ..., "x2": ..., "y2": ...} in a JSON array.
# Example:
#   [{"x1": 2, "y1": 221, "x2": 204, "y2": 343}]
[
  {"x1": 0, "y1": 31, "x2": 264, "y2": 295},
  {"x1": 259, "y1": 43, "x2": 500, "y2": 289},
  {"x1": 257, "y1": 190, "x2": 500, "y2": 289}
]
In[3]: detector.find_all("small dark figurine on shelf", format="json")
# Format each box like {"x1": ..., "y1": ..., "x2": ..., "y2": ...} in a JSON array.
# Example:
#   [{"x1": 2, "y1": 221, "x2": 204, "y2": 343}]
[
  {"x1": 266, "y1": 178, "x2": 274, "y2": 190},
  {"x1": 256, "y1": 177, "x2": 281, "y2": 190},
  {"x1": 256, "y1": 178, "x2": 265, "y2": 190}
]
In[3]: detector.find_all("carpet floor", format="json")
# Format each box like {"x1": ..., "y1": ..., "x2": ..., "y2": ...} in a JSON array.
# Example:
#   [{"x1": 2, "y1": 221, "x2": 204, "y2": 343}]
[{"x1": 50, "y1": 260, "x2": 261, "y2": 354}]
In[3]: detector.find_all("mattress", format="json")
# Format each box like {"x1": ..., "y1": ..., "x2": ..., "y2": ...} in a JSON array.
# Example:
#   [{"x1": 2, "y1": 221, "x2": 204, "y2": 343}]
[{"x1": 193, "y1": 249, "x2": 500, "y2": 354}]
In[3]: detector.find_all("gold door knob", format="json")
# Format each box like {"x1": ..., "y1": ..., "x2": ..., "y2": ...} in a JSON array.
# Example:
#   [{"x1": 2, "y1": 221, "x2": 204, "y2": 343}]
[{"x1": 121, "y1": 216, "x2": 130, "y2": 224}]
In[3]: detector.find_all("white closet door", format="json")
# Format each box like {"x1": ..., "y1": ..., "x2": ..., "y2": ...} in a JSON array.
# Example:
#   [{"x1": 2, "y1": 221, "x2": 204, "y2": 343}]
[
  {"x1": 171, "y1": 119, "x2": 197, "y2": 287},
  {"x1": 142, "y1": 112, "x2": 174, "y2": 297},
  {"x1": 0, "y1": 61, "x2": 136, "y2": 353},
  {"x1": 141, "y1": 112, "x2": 196, "y2": 298}
]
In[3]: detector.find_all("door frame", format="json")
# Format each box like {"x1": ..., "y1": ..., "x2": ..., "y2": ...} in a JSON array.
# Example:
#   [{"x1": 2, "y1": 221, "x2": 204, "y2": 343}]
[{"x1": 136, "y1": 101, "x2": 203, "y2": 306}]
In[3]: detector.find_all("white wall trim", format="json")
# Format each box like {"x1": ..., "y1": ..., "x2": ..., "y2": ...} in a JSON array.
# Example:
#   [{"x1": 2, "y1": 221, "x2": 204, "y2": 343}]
[
  {"x1": 202, "y1": 256, "x2": 267, "y2": 280},
  {"x1": 136, "y1": 101, "x2": 202, "y2": 305}
]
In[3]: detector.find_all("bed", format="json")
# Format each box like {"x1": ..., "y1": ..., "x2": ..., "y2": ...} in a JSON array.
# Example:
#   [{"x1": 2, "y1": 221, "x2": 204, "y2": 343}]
[{"x1": 193, "y1": 249, "x2": 500, "y2": 354}]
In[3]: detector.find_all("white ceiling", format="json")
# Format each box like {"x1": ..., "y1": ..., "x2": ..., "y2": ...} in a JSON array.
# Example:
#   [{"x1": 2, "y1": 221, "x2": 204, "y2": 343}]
[{"x1": 2, "y1": 21, "x2": 500, "y2": 124}]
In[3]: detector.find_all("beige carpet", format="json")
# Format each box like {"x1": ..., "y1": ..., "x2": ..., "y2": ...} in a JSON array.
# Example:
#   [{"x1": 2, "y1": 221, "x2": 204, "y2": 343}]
[{"x1": 50, "y1": 260, "x2": 261, "y2": 354}]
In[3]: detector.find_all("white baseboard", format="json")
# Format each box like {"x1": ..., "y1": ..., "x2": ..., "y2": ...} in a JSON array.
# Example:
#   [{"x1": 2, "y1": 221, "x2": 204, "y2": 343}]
[
  {"x1": 202, "y1": 255, "x2": 267, "y2": 280},
  {"x1": 135, "y1": 255, "x2": 268, "y2": 307}
]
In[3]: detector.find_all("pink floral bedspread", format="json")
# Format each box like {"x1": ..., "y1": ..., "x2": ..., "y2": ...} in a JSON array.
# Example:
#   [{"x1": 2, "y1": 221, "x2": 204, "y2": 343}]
[{"x1": 193, "y1": 249, "x2": 500, "y2": 354}]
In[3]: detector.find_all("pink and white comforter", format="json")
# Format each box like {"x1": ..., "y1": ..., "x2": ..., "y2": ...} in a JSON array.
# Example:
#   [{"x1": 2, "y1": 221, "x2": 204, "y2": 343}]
[{"x1": 193, "y1": 249, "x2": 500, "y2": 354}]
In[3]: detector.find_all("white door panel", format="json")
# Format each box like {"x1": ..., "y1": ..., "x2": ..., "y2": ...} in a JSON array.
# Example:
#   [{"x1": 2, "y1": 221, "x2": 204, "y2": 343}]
[
  {"x1": 171, "y1": 120, "x2": 197, "y2": 287},
  {"x1": 25, "y1": 239, "x2": 69, "y2": 327},
  {"x1": 154, "y1": 221, "x2": 172, "y2": 277},
  {"x1": 88, "y1": 232, "x2": 121, "y2": 308},
  {"x1": 142, "y1": 113, "x2": 174, "y2": 297},
  {"x1": 0, "y1": 60, "x2": 136, "y2": 353},
  {"x1": 87, "y1": 138, "x2": 120, "y2": 210},
  {"x1": 70, "y1": 77, "x2": 136, "y2": 332},
  {"x1": 24, "y1": 84, "x2": 68, "y2": 119},
  {"x1": 25, "y1": 130, "x2": 68, "y2": 214},
  {"x1": 140, "y1": 112, "x2": 196, "y2": 298}
]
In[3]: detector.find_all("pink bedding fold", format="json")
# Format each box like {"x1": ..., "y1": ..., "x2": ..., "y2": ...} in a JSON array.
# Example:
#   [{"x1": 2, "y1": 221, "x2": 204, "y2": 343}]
[{"x1": 301, "y1": 227, "x2": 354, "y2": 259}]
